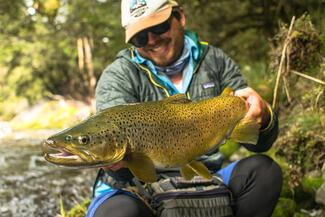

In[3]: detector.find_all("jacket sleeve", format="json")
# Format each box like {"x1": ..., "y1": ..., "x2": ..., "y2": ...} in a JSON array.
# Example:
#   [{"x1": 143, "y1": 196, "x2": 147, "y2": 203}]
[{"x1": 95, "y1": 58, "x2": 139, "y2": 112}]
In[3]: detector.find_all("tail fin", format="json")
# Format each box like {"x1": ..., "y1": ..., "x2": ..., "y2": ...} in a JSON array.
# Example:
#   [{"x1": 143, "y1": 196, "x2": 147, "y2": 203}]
[{"x1": 230, "y1": 117, "x2": 259, "y2": 144}]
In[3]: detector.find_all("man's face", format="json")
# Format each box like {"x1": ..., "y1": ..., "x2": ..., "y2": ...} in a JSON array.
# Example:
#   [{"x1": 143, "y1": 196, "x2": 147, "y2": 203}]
[{"x1": 135, "y1": 9, "x2": 186, "y2": 67}]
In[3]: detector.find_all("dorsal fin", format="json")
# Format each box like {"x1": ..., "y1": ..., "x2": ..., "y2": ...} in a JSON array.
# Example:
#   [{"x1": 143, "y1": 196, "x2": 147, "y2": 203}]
[
  {"x1": 221, "y1": 87, "x2": 234, "y2": 96},
  {"x1": 162, "y1": 94, "x2": 192, "y2": 104}
]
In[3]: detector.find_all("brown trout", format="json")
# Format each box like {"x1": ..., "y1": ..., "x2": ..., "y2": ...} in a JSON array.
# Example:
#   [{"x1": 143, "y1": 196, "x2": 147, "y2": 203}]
[{"x1": 43, "y1": 88, "x2": 259, "y2": 183}]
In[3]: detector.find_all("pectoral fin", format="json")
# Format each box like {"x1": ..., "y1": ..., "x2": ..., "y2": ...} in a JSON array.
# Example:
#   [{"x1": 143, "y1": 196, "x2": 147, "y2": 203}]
[
  {"x1": 125, "y1": 152, "x2": 157, "y2": 183},
  {"x1": 187, "y1": 160, "x2": 212, "y2": 180},
  {"x1": 230, "y1": 117, "x2": 259, "y2": 144},
  {"x1": 180, "y1": 164, "x2": 196, "y2": 180}
]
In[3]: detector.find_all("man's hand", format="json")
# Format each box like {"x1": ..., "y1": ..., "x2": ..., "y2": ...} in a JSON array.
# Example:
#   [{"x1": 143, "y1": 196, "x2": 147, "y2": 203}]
[
  {"x1": 235, "y1": 87, "x2": 270, "y2": 129},
  {"x1": 101, "y1": 161, "x2": 126, "y2": 171}
]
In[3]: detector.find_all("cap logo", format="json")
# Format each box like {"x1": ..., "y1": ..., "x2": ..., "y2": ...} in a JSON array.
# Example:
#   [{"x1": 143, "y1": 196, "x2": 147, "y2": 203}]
[{"x1": 130, "y1": 0, "x2": 148, "y2": 18}]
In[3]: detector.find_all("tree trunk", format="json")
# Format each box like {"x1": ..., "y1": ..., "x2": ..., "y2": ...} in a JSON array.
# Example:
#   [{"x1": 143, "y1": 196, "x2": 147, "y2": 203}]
[
  {"x1": 76, "y1": 36, "x2": 96, "y2": 103},
  {"x1": 77, "y1": 37, "x2": 85, "y2": 73},
  {"x1": 83, "y1": 36, "x2": 96, "y2": 99}
]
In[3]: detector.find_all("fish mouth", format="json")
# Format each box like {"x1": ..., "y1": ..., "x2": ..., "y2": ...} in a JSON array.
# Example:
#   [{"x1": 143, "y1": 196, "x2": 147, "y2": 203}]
[
  {"x1": 43, "y1": 139, "x2": 98, "y2": 167},
  {"x1": 42, "y1": 139, "x2": 126, "y2": 168},
  {"x1": 44, "y1": 151, "x2": 85, "y2": 166}
]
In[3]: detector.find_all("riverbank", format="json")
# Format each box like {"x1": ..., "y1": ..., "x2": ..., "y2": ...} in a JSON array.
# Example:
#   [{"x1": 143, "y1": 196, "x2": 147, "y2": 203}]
[
  {"x1": 0, "y1": 133, "x2": 96, "y2": 217},
  {"x1": 0, "y1": 128, "x2": 60, "y2": 146},
  {"x1": 0, "y1": 99, "x2": 96, "y2": 216}
]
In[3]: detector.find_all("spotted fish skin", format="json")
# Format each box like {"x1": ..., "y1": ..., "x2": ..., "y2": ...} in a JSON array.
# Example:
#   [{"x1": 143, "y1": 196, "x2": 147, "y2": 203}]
[
  {"x1": 111, "y1": 95, "x2": 246, "y2": 167},
  {"x1": 43, "y1": 88, "x2": 259, "y2": 182}
]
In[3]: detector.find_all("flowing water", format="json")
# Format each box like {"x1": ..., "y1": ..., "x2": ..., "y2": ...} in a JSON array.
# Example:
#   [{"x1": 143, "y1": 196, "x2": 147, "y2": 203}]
[{"x1": 0, "y1": 136, "x2": 96, "y2": 217}]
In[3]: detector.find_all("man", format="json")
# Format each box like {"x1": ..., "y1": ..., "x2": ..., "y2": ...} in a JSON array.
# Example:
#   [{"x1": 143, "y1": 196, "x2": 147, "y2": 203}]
[{"x1": 86, "y1": 0, "x2": 282, "y2": 217}]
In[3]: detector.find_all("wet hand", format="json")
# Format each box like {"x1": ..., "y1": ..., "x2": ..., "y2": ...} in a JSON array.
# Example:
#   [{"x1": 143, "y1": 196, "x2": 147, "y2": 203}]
[
  {"x1": 235, "y1": 87, "x2": 270, "y2": 129},
  {"x1": 101, "y1": 161, "x2": 126, "y2": 171}
]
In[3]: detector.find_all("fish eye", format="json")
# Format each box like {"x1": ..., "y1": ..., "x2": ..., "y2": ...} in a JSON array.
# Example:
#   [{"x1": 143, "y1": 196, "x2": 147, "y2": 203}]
[
  {"x1": 65, "y1": 135, "x2": 73, "y2": 141},
  {"x1": 78, "y1": 135, "x2": 90, "y2": 145}
]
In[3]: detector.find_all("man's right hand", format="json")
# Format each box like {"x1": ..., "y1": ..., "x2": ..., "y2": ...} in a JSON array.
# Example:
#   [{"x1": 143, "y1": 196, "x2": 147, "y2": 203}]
[{"x1": 102, "y1": 161, "x2": 126, "y2": 171}]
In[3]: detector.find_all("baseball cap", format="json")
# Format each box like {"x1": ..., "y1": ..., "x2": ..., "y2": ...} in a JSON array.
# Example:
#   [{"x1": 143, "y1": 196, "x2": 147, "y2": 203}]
[{"x1": 121, "y1": 0, "x2": 179, "y2": 43}]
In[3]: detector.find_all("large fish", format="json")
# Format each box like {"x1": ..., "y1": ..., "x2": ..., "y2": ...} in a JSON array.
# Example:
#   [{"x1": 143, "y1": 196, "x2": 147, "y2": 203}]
[{"x1": 43, "y1": 88, "x2": 259, "y2": 183}]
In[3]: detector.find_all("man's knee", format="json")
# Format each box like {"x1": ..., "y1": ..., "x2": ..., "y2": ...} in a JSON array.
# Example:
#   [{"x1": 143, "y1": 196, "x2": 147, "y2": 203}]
[
  {"x1": 241, "y1": 154, "x2": 282, "y2": 182},
  {"x1": 94, "y1": 194, "x2": 154, "y2": 217},
  {"x1": 229, "y1": 154, "x2": 282, "y2": 195},
  {"x1": 228, "y1": 155, "x2": 283, "y2": 217}
]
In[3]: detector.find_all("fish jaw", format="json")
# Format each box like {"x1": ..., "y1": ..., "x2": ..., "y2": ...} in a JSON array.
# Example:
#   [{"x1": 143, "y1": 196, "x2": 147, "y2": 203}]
[
  {"x1": 42, "y1": 139, "x2": 127, "y2": 168},
  {"x1": 44, "y1": 152, "x2": 89, "y2": 167},
  {"x1": 43, "y1": 138, "x2": 97, "y2": 167},
  {"x1": 43, "y1": 152, "x2": 122, "y2": 168}
]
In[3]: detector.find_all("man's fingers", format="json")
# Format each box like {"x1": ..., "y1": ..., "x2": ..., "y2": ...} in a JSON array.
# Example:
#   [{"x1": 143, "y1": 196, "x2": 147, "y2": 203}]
[{"x1": 235, "y1": 88, "x2": 266, "y2": 128}]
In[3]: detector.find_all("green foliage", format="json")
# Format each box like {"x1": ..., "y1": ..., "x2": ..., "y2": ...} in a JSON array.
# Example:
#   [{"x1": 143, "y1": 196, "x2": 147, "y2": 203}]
[
  {"x1": 273, "y1": 175, "x2": 323, "y2": 216},
  {"x1": 240, "y1": 63, "x2": 274, "y2": 103},
  {"x1": 10, "y1": 100, "x2": 90, "y2": 129},
  {"x1": 0, "y1": 0, "x2": 125, "y2": 110},
  {"x1": 273, "y1": 60, "x2": 324, "y2": 213},
  {"x1": 59, "y1": 196, "x2": 90, "y2": 217},
  {"x1": 275, "y1": 109, "x2": 324, "y2": 176},
  {"x1": 270, "y1": 14, "x2": 322, "y2": 74},
  {"x1": 0, "y1": 97, "x2": 28, "y2": 121},
  {"x1": 293, "y1": 213, "x2": 308, "y2": 217},
  {"x1": 1, "y1": 1, "x2": 324, "y2": 215},
  {"x1": 65, "y1": 198, "x2": 90, "y2": 217},
  {"x1": 180, "y1": 0, "x2": 325, "y2": 64},
  {"x1": 296, "y1": 175, "x2": 323, "y2": 202},
  {"x1": 302, "y1": 175, "x2": 323, "y2": 192},
  {"x1": 60, "y1": 196, "x2": 66, "y2": 217},
  {"x1": 286, "y1": 110, "x2": 322, "y2": 134},
  {"x1": 272, "y1": 198, "x2": 296, "y2": 217},
  {"x1": 1, "y1": 0, "x2": 324, "y2": 110},
  {"x1": 219, "y1": 141, "x2": 240, "y2": 159}
]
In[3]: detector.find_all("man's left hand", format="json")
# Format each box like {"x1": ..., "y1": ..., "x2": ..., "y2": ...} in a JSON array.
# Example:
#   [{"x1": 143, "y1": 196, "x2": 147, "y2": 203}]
[{"x1": 235, "y1": 87, "x2": 270, "y2": 129}]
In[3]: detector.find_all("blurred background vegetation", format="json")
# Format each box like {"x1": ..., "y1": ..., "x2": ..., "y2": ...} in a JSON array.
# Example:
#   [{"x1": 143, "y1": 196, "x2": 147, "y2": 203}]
[
  {"x1": 0, "y1": 0, "x2": 324, "y2": 116},
  {"x1": 0, "y1": 0, "x2": 324, "y2": 216}
]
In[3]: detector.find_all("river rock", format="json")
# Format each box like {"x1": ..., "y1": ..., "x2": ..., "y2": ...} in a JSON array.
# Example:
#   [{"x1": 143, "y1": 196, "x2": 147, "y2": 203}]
[
  {"x1": 315, "y1": 163, "x2": 325, "y2": 205},
  {"x1": 316, "y1": 184, "x2": 325, "y2": 205}
]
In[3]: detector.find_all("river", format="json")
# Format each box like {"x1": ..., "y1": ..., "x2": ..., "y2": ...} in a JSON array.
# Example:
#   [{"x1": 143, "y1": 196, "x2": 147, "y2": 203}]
[{"x1": 0, "y1": 132, "x2": 96, "y2": 217}]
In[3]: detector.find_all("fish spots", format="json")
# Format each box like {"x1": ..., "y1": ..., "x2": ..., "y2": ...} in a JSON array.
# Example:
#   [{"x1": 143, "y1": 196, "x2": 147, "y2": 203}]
[{"x1": 72, "y1": 94, "x2": 248, "y2": 169}]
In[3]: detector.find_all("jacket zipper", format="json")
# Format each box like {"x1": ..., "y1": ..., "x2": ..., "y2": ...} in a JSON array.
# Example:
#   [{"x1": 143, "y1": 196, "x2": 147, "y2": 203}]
[
  {"x1": 185, "y1": 42, "x2": 210, "y2": 99},
  {"x1": 129, "y1": 48, "x2": 170, "y2": 97}
]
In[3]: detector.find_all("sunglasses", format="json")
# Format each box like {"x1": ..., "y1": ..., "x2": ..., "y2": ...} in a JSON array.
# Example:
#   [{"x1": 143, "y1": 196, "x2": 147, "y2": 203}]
[{"x1": 130, "y1": 10, "x2": 180, "y2": 48}]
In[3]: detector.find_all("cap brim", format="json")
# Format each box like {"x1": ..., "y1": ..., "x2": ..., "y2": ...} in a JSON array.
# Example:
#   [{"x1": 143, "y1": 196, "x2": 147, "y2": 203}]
[{"x1": 125, "y1": 5, "x2": 172, "y2": 43}]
